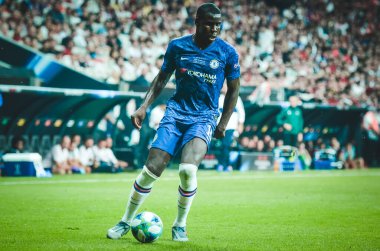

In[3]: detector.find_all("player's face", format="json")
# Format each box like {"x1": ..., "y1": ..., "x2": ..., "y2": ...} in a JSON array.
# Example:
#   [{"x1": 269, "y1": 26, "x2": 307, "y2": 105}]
[{"x1": 197, "y1": 14, "x2": 222, "y2": 42}]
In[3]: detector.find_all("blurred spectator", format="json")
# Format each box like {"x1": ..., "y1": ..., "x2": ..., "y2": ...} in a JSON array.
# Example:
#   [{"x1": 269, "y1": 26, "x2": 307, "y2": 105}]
[
  {"x1": 1, "y1": 0, "x2": 380, "y2": 170},
  {"x1": 134, "y1": 104, "x2": 166, "y2": 168},
  {"x1": 71, "y1": 134, "x2": 82, "y2": 147},
  {"x1": 47, "y1": 2, "x2": 65, "y2": 24},
  {"x1": 256, "y1": 140, "x2": 265, "y2": 152},
  {"x1": 93, "y1": 138, "x2": 118, "y2": 173},
  {"x1": 40, "y1": 38, "x2": 60, "y2": 55},
  {"x1": 67, "y1": 141, "x2": 90, "y2": 174},
  {"x1": 340, "y1": 142, "x2": 365, "y2": 169},
  {"x1": 106, "y1": 137, "x2": 128, "y2": 169},
  {"x1": 362, "y1": 108, "x2": 380, "y2": 166},
  {"x1": 247, "y1": 74, "x2": 271, "y2": 105},
  {"x1": 329, "y1": 137, "x2": 341, "y2": 153},
  {"x1": 43, "y1": 135, "x2": 71, "y2": 175},
  {"x1": 1, "y1": 0, "x2": 377, "y2": 107},
  {"x1": 276, "y1": 139, "x2": 284, "y2": 148},
  {"x1": 276, "y1": 96, "x2": 304, "y2": 147},
  {"x1": 6, "y1": 136, "x2": 27, "y2": 154},
  {"x1": 96, "y1": 105, "x2": 125, "y2": 139},
  {"x1": 93, "y1": 138, "x2": 127, "y2": 172},
  {"x1": 79, "y1": 136, "x2": 96, "y2": 170},
  {"x1": 216, "y1": 85, "x2": 245, "y2": 171},
  {"x1": 298, "y1": 142, "x2": 312, "y2": 170},
  {"x1": 267, "y1": 139, "x2": 276, "y2": 152}
]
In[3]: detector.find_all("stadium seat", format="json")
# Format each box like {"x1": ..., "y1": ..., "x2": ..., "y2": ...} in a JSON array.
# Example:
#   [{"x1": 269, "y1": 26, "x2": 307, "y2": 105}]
[
  {"x1": 40, "y1": 135, "x2": 52, "y2": 157},
  {"x1": 30, "y1": 135, "x2": 40, "y2": 153},
  {"x1": 0, "y1": 135, "x2": 7, "y2": 151}
]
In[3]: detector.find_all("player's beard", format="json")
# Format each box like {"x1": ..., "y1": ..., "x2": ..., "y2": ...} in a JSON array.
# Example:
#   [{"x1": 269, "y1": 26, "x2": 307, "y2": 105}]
[
  {"x1": 196, "y1": 27, "x2": 219, "y2": 46},
  {"x1": 203, "y1": 29, "x2": 219, "y2": 43},
  {"x1": 209, "y1": 31, "x2": 218, "y2": 41}
]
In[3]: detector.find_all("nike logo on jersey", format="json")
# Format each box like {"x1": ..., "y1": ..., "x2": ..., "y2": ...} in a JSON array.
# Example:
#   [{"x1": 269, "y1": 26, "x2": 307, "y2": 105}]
[{"x1": 181, "y1": 57, "x2": 189, "y2": 60}]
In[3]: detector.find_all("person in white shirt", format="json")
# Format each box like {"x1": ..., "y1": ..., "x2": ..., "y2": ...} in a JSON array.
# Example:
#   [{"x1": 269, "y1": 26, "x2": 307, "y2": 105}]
[
  {"x1": 93, "y1": 138, "x2": 117, "y2": 172},
  {"x1": 217, "y1": 84, "x2": 245, "y2": 171},
  {"x1": 68, "y1": 141, "x2": 91, "y2": 174},
  {"x1": 43, "y1": 135, "x2": 71, "y2": 175},
  {"x1": 134, "y1": 104, "x2": 166, "y2": 167},
  {"x1": 149, "y1": 104, "x2": 166, "y2": 131},
  {"x1": 93, "y1": 138, "x2": 127, "y2": 172},
  {"x1": 79, "y1": 136, "x2": 96, "y2": 171},
  {"x1": 106, "y1": 137, "x2": 128, "y2": 170}
]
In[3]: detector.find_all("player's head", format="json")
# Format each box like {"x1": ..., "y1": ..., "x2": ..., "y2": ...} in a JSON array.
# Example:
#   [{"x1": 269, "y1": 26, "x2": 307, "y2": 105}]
[{"x1": 195, "y1": 3, "x2": 222, "y2": 42}]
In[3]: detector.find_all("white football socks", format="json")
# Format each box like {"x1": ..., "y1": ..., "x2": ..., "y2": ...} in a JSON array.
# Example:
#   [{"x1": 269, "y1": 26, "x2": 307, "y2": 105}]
[
  {"x1": 121, "y1": 166, "x2": 158, "y2": 224},
  {"x1": 173, "y1": 163, "x2": 198, "y2": 227}
]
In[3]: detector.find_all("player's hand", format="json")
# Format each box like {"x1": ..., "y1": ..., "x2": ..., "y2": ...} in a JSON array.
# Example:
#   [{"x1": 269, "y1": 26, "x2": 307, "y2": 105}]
[
  {"x1": 214, "y1": 125, "x2": 226, "y2": 139},
  {"x1": 131, "y1": 107, "x2": 147, "y2": 130}
]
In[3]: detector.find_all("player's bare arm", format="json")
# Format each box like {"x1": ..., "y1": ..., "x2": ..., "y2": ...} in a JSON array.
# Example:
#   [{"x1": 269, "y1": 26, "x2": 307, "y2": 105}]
[
  {"x1": 131, "y1": 70, "x2": 173, "y2": 129},
  {"x1": 214, "y1": 78, "x2": 240, "y2": 139}
]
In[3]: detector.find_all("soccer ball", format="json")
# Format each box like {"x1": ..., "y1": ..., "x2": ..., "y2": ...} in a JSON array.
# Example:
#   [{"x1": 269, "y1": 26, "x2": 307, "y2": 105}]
[{"x1": 131, "y1": 211, "x2": 163, "y2": 243}]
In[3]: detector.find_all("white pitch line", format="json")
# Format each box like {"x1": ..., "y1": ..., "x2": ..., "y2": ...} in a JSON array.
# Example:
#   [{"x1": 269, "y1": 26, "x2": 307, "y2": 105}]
[{"x1": 0, "y1": 171, "x2": 379, "y2": 186}]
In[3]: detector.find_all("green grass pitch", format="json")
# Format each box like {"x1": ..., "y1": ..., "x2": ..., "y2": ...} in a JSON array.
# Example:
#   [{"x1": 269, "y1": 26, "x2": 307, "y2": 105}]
[{"x1": 0, "y1": 169, "x2": 379, "y2": 250}]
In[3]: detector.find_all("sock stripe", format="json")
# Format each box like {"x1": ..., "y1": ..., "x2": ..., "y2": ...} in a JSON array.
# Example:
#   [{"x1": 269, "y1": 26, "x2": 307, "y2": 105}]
[
  {"x1": 134, "y1": 181, "x2": 151, "y2": 194},
  {"x1": 130, "y1": 200, "x2": 139, "y2": 206},
  {"x1": 178, "y1": 204, "x2": 187, "y2": 210},
  {"x1": 178, "y1": 186, "x2": 197, "y2": 197}
]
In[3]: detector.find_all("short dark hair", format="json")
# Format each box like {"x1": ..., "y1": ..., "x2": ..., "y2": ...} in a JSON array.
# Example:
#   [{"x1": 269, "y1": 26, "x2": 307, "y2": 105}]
[
  {"x1": 11, "y1": 136, "x2": 24, "y2": 147},
  {"x1": 196, "y1": 3, "x2": 221, "y2": 20},
  {"x1": 84, "y1": 135, "x2": 93, "y2": 141}
]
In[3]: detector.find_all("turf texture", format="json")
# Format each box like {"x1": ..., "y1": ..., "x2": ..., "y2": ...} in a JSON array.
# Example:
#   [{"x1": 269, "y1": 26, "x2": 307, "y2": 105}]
[{"x1": 0, "y1": 169, "x2": 379, "y2": 250}]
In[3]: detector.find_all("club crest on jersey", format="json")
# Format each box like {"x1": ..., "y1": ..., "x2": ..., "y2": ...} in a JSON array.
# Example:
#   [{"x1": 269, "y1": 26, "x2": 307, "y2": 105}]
[{"x1": 209, "y1": 59, "x2": 219, "y2": 69}]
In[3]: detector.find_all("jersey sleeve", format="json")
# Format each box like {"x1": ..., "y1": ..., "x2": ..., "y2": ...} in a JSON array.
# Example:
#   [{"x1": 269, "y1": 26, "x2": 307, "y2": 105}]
[
  {"x1": 161, "y1": 40, "x2": 176, "y2": 74},
  {"x1": 225, "y1": 48, "x2": 240, "y2": 81}
]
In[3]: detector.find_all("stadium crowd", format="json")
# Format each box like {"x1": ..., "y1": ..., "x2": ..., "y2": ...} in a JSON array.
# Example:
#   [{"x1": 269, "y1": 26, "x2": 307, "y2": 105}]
[
  {"x1": 5, "y1": 134, "x2": 129, "y2": 174},
  {"x1": 238, "y1": 128, "x2": 366, "y2": 170},
  {"x1": 0, "y1": 0, "x2": 379, "y2": 173},
  {"x1": 1, "y1": 124, "x2": 370, "y2": 175},
  {"x1": 0, "y1": 0, "x2": 379, "y2": 108}
]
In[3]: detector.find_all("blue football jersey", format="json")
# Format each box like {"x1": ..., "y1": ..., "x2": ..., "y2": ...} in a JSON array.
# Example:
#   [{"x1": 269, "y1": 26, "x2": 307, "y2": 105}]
[{"x1": 161, "y1": 34, "x2": 240, "y2": 119}]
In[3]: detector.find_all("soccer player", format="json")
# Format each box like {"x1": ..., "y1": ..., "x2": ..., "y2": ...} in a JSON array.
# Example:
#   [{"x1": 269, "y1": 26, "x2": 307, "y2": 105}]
[{"x1": 107, "y1": 3, "x2": 240, "y2": 242}]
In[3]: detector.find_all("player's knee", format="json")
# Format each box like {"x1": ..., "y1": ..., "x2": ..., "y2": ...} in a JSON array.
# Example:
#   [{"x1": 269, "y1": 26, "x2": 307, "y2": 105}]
[
  {"x1": 141, "y1": 165, "x2": 159, "y2": 181},
  {"x1": 145, "y1": 154, "x2": 170, "y2": 177},
  {"x1": 145, "y1": 163, "x2": 165, "y2": 178},
  {"x1": 179, "y1": 163, "x2": 197, "y2": 190},
  {"x1": 181, "y1": 138, "x2": 208, "y2": 166},
  {"x1": 179, "y1": 163, "x2": 197, "y2": 179},
  {"x1": 181, "y1": 152, "x2": 204, "y2": 167}
]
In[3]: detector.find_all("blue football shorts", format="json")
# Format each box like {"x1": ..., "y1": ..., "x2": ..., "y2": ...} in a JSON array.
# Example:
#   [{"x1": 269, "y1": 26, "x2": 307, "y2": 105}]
[{"x1": 150, "y1": 114, "x2": 216, "y2": 156}]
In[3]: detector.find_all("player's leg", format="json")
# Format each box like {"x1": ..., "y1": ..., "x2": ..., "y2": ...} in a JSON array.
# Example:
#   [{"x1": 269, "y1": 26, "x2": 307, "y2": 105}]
[
  {"x1": 108, "y1": 116, "x2": 179, "y2": 240},
  {"x1": 121, "y1": 148, "x2": 170, "y2": 222},
  {"x1": 107, "y1": 148, "x2": 171, "y2": 239},
  {"x1": 172, "y1": 137, "x2": 208, "y2": 241}
]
